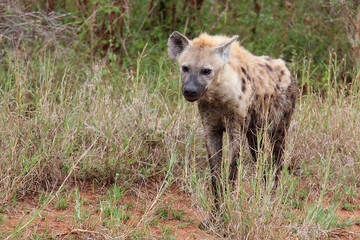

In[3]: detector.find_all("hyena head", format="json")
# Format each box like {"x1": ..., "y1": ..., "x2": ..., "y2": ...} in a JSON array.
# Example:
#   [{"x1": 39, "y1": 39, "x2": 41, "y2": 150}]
[{"x1": 168, "y1": 31, "x2": 238, "y2": 102}]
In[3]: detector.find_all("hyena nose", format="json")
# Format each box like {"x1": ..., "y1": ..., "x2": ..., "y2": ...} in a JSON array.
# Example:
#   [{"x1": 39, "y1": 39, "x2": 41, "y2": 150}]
[
  {"x1": 183, "y1": 86, "x2": 198, "y2": 97},
  {"x1": 182, "y1": 76, "x2": 204, "y2": 101}
]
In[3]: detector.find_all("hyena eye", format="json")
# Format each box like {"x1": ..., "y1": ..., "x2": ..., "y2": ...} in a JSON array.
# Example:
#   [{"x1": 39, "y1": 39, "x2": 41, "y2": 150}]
[
  {"x1": 201, "y1": 69, "x2": 212, "y2": 76},
  {"x1": 182, "y1": 66, "x2": 189, "y2": 72}
]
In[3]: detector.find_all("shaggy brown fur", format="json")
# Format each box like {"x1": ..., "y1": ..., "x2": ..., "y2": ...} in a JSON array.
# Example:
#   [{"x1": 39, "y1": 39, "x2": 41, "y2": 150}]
[{"x1": 168, "y1": 32, "x2": 298, "y2": 212}]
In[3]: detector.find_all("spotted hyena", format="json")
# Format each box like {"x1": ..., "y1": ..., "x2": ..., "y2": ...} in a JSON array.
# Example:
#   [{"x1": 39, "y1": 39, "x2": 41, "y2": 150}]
[{"x1": 168, "y1": 32, "x2": 298, "y2": 211}]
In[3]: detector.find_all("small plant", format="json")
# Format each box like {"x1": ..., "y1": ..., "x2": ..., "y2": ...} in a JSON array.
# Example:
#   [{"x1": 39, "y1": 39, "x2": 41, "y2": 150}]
[
  {"x1": 55, "y1": 197, "x2": 70, "y2": 210},
  {"x1": 160, "y1": 225, "x2": 176, "y2": 240},
  {"x1": 355, "y1": 218, "x2": 360, "y2": 226},
  {"x1": 104, "y1": 204, "x2": 130, "y2": 220},
  {"x1": 173, "y1": 208, "x2": 185, "y2": 221},
  {"x1": 130, "y1": 230, "x2": 148, "y2": 240},
  {"x1": 125, "y1": 202, "x2": 134, "y2": 210},
  {"x1": 107, "y1": 184, "x2": 128, "y2": 203},
  {"x1": 99, "y1": 183, "x2": 131, "y2": 229},
  {"x1": 304, "y1": 203, "x2": 340, "y2": 230},
  {"x1": 337, "y1": 217, "x2": 360, "y2": 229},
  {"x1": 102, "y1": 203, "x2": 130, "y2": 228},
  {"x1": 341, "y1": 202, "x2": 359, "y2": 212},
  {"x1": 11, "y1": 191, "x2": 18, "y2": 206},
  {"x1": 30, "y1": 231, "x2": 54, "y2": 240},
  {"x1": 72, "y1": 188, "x2": 91, "y2": 227},
  {"x1": 38, "y1": 191, "x2": 46, "y2": 205},
  {"x1": 156, "y1": 206, "x2": 171, "y2": 219},
  {"x1": 150, "y1": 217, "x2": 159, "y2": 226}
]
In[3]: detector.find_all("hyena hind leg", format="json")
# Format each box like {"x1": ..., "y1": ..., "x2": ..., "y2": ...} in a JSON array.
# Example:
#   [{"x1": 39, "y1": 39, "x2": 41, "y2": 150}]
[
  {"x1": 269, "y1": 123, "x2": 290, "y2": 183},
  {"x1": 246, "y1": 129, "x2": 260, "y2": 163},
  {"x1": 228, "y1": 129, "x2": 242, "y2": 182}
]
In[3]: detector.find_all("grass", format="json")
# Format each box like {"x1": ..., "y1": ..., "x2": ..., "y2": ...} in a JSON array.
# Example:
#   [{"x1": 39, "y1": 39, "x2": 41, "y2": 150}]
[
  {"x1": 0, "y1": 44, "x2": 360, "y2": 239},
  {"x1": 55, "y1": 197, "x2": 70, "y2": 210}
]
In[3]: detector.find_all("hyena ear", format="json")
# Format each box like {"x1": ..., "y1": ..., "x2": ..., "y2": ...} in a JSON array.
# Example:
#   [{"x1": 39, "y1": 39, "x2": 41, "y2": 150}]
[
  {"x1": 213, "y1": 35, "x2": 239, "y2": 63},
  {"x1": 168, "y1": 31, "x2": 190, "y2": 60}
]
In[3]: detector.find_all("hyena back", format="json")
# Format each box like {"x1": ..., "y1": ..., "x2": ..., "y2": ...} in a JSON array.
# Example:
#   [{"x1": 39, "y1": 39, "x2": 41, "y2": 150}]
[{"x1": 168, "y1": 32, "x2": 298, "y2": 211}]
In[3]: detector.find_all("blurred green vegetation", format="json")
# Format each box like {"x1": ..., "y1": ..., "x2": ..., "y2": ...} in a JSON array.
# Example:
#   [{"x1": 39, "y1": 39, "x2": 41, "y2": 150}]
[{"x1": 0, "y1": 0, "x2": 358, "y2": 88}]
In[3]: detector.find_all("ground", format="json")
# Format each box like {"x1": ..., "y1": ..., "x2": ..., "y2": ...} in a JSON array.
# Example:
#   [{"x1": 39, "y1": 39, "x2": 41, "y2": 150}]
[
  {"x1": 1, "y1": 182, "x2": 212, "y2": 239},
  {"x1": 1, "y1": 181, "x2": 359, "y2": 240}
]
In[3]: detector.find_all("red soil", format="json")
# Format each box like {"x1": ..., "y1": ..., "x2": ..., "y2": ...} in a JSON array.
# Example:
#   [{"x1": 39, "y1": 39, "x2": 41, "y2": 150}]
[{"x1": 1, "y1": 183, "x2": 359, "y2": 239}]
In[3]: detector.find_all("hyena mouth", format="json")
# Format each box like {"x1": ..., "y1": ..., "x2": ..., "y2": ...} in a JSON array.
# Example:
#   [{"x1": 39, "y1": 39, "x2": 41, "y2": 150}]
[
  {"x1": 184, "y1": 95, "x2": 200, "y2": 102},
  {"x1": 182, "y1": 87, "x2": 207, "y2": 102}
]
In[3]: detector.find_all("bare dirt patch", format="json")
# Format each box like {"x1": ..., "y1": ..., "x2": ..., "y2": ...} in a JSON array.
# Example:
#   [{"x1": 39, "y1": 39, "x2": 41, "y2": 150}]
[
  {"x1": 1, "y1": 183, "x2": 212, "y2": 239},
  {"x1": 333, "y1": 208, "x2": 360, "y2": 239},
  {"x1": 2, "y1": 182, "x2": 360, "y2": 239}
]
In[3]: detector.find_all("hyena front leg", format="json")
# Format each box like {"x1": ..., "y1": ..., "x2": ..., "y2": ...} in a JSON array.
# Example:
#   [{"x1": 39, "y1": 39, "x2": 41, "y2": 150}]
[
  {"x1": 227, "y1": 119, "x2": 245, "y2": 182},
  {"x1": 229, "y1": 132, "x2": 240, "y2": 182},
  {"x1": 205, "y1": 129, "x2": 224, "y2": 212}
]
